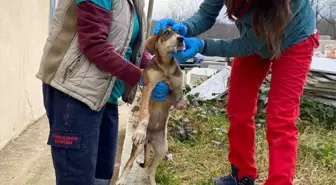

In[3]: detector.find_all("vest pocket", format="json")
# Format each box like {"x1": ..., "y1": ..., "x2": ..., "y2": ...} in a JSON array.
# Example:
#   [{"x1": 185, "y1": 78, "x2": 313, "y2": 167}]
[{"x1": 63, "y1": 54, "x2": 84, "y2": 82}]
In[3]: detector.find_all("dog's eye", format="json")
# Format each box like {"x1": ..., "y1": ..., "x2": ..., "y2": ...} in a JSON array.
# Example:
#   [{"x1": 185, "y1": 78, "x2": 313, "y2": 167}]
[{"x1": 163, "y1": 31, "x2": 170, "y2": 37}]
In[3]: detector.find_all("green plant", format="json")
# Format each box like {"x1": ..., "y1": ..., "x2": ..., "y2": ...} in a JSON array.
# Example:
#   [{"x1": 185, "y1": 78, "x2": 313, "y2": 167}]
[
  {"x1": 156, "y1": 97, "x2": 336, "y2": 184},
  {"x1": 254, "y1": 75, "x2": 335, "y2": 130},
  {"x1": 300, "y1": 98, "x2": 336, "y2": 130},
  {"x1": 255, "y1": 76, "x2": 271, "y2": 125}
]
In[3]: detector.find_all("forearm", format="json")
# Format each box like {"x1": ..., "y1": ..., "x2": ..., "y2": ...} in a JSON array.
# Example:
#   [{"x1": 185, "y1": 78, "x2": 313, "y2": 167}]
[
  {"x1": 202, "y1": 37, "x2": 254, "y2": 57},
  {"x1": 76, "y1": 1, "x2": 141, "y2": 86},
  {"x1": 182, "y1": 0, "x2": 225, "y2": 37}
]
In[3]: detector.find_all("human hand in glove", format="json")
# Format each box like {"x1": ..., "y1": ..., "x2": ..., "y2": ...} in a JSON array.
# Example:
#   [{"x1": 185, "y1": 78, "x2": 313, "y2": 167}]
[
  {"x1": 152, "y1": 18, "x2": 188, "y2": 36},
  {"x1": 171, "y1": 37, "x2": 204, "y2": 63},
  {"x1": 139, "y1": 78, "x2": 170, "y2": 101}
]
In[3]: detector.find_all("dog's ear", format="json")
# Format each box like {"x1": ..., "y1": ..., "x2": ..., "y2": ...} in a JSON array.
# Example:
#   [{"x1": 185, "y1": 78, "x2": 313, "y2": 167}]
[{"x1": 145, "y1": 35, "x2": 157, "y2": 55}]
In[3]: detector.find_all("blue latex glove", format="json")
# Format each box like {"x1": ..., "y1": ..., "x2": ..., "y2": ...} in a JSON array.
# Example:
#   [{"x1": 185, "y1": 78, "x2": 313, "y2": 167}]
[
  {"x1": 171, "y1": 37, "x2": 204, "y2": 63},
  {"x1": 139, "y1": 78, "x2": 170, "y2": 101},
  {"x1": 152, "y1": 18, "x2": 188, "y2": 36}
]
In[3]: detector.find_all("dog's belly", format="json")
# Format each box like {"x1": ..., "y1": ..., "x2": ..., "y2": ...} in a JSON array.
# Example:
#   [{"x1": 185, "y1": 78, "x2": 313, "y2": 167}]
[{"x1": 147, "y1": 99, "x2": 171, "y2": 132}]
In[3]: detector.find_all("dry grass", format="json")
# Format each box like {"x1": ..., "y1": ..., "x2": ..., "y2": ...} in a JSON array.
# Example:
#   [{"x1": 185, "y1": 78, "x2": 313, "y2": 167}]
[{"x1": 155, "y1": 102, "x2": 336, "y2": 185}]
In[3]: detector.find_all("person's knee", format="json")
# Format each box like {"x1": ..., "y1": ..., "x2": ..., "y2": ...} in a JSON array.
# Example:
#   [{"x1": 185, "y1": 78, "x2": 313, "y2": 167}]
[
  {"x1": 226, "y1": 92, "x2": 259, "y2": 120},
  {"x1": 227, "y1": 101, "x2": 257, "y2": 129},
  {"x1": 266, "y1": 95, "x2": 300, "y2": 129},
  {"x1": 265, "y1": 103, "x2": 299, "y2": 139}
]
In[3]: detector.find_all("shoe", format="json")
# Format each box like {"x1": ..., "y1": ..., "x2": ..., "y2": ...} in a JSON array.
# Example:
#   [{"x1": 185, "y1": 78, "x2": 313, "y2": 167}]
[
  {"x1": 213, "y1": 165, "x2": 255, "y2": 185},
  {"x1": 213, "y1": 175, "x2": 254, "y2": 185},
  {"x1": 213, "y1": 175, "x2": 237, "y2": 185}
]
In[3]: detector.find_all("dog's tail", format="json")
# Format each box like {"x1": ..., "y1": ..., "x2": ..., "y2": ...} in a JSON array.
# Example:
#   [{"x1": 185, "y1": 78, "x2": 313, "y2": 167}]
[{"x1": 138, "y1": 143, "x2": 151, "y2": 168}]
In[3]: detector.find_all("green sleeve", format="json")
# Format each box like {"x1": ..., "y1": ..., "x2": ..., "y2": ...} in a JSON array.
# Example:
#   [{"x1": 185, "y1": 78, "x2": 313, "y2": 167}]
[
  {"x1": 182, "y1": 0, "x2": 225, "y2": 37},
  {"x1": 202, "y1": 29, "x2": 266, "y2": 57}
]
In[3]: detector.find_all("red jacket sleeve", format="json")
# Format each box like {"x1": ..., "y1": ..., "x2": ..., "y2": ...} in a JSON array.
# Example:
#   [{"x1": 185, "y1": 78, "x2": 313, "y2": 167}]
[
  {"x1": 76, "y1": 2, "x2": 141, "y2": 86},
  {"x1": 140, "y1": 49, "x2": 153, "y2": 69}
]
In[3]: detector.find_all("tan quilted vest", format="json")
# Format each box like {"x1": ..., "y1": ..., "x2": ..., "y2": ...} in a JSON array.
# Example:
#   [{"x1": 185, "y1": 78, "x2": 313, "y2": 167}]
[{"x1": 36, "y1": 0, "x2": 147, "y2": 111}]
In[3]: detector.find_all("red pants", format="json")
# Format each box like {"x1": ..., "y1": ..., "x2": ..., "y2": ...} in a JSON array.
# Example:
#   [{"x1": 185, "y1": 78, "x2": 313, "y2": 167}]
[{"x1": 227, "y1": 33, "x2": 319, "y2": 185}]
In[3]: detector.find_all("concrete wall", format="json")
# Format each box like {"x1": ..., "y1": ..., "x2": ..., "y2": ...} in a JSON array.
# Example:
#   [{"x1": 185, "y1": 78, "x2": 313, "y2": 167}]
[{"x1": 0, "y1": 0, "x2": 50, "y2": 150}]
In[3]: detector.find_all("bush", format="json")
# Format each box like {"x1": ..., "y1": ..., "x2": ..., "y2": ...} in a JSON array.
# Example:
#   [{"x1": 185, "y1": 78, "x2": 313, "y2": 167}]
[
  {"x1": 183, "y1": 75, "x2": 336, "y2": 130},
  {"x1": 255, "y1": 76, "x2": 336, "y2": 130}
]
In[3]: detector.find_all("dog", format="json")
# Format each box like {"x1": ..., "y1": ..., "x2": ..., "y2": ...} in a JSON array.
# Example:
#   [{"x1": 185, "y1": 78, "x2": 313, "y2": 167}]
[{"x1": 115, "y1": 27, "x2": 185, "y2": 185}]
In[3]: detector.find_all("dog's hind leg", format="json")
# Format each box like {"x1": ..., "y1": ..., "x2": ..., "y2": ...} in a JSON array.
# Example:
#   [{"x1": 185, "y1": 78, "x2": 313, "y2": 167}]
[
  {"x1": 138, "y1": 142, "x2": 151, "y2": 168},
  {"x1": 147, "y1": 131, "x2": 168, "y2": 185},
  {"x1": 115, "y1": 143, "x2": 144, "y2": 185}
]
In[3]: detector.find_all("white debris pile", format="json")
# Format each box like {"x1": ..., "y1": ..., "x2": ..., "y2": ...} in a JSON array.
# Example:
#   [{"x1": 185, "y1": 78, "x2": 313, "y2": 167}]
[
  {"x1": 185, "y1": 67, "x2": 219, "y2": 86},
  {"x1": 304, "y1": 56, "x2": 336, "y2": 106},
  {"x1": 183, "y1": 34, "x2": 336, "y2": 104},
  {"x1": 304, "y1": 35, "x2": 336, "y2": 106},
  {"x1": 185, "y1": 65, "x2": 231, "y2": 100}
]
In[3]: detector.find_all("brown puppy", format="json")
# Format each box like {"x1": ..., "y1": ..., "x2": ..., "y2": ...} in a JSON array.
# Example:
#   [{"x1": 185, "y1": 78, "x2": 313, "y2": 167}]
[{"x1": 115, "y1": 28, "x2": 185, "y2": 185}]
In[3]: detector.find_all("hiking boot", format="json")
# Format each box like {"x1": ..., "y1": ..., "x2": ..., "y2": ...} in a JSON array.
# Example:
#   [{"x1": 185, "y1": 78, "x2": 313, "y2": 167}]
[
  {"x1": 213, "y1": 175, "x2": 237, "y2": 185},
  {"x1": 213, "y1": 175, "x2": 254, "y2": 185},
  {"x1": 213, "y1": 165, "x2": 255, "y2": 185}
]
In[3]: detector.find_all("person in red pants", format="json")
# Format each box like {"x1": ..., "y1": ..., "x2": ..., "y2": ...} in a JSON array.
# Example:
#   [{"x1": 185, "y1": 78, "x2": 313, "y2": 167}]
[{"x1": 153, "y1": 0, "x2": 320, "y2": 184}]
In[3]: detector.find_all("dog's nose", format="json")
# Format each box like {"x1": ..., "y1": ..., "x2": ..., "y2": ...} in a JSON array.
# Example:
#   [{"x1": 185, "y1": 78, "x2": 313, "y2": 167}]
[{"x1": 177, "y1": 36, "x2": 184, "y2": 42}]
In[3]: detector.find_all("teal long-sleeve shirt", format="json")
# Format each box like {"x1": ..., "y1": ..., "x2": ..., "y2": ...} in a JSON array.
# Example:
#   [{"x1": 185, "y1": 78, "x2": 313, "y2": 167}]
[{"x1": 182, "y1": 0, "x2": 316, "y2": 59}]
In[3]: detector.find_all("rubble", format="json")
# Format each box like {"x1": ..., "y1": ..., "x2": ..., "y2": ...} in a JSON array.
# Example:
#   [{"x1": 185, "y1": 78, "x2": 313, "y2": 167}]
[
  {"x1": 184, "y1": 35, "x2": 336, "y2": 106},
  {"x1": 310, "y1": 56, "x2": 336, "y2": 75},
  {"x1": 185, "y1": 67, "x2": 219, "y2": 85},
  {"x1": 187, "y1": 66, "x2": 231, "y2": 100},
  {"x1": 304, "y1": 35, "x2": 336, "y2": 106},
  {"x1": 304, "y1": 70, "x2": 336, "y2": 105}
]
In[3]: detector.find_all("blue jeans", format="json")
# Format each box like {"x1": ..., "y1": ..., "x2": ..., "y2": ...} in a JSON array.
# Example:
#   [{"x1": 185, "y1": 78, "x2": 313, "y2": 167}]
[{"x1": 43, "y1": 84, "x2": 118, "y2": 185}]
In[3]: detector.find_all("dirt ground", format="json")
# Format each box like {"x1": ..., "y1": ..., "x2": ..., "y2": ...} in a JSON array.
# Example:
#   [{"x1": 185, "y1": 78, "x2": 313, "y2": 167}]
[{"x1": 0, "y1": 103, "x2": 130, "y2": 185}]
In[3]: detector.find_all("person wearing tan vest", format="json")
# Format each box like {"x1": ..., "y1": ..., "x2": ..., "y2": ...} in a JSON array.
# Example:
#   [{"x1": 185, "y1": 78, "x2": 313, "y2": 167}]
[{"x1": 36, "y1": 0, "x2": 169, "y2": 184}]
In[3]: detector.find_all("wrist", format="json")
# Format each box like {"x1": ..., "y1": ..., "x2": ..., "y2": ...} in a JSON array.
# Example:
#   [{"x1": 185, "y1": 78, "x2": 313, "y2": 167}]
[
  {"x1": 183, "y1": 24, "x2": 188, "y2": 37},
  {"x1": 198, "y1": 39, "x2": 205, "y2": 54},
  {"x1": 181, "y1": 21, "x2": 191, "y2": 36},
  {"x1": 122, "y1": 63, "x2": 142, "y2": 87}
]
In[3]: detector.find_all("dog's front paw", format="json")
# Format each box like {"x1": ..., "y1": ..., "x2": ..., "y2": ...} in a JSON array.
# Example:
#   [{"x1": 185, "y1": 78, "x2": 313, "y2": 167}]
[{"x1": 132, "y1": 129, "x2": 146, "y2": 146}]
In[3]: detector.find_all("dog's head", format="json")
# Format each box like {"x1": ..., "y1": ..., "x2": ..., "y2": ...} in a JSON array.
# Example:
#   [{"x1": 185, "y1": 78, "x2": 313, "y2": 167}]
[{"x1": 145, "y1": 27, "x2": 185, "y2": 56}]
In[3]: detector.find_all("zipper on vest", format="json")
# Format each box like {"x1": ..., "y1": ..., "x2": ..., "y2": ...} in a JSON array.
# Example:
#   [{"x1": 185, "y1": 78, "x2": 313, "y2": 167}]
[{"x1": 63, "y1": 55, "x2": 82, "y2": 83}]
